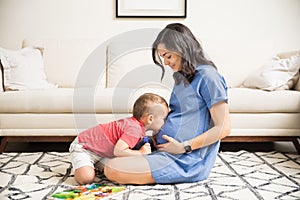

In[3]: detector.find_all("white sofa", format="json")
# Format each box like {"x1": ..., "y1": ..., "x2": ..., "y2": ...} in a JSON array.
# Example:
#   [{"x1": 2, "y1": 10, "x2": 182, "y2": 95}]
[{"x1": 1, "y1": 29, "x2": 300, "y2": 153}]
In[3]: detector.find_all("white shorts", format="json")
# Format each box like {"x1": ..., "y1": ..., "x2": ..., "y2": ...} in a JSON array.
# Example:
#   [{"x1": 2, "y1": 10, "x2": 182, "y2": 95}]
[{"x1": 69, "y1": 137, "x2": 109, "y2": 170}]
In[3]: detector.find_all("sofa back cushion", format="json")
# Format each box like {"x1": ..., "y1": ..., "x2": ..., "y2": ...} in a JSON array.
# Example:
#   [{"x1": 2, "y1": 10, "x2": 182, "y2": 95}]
[
  {"x1": 201, "y1": 38, "x2": 278, "y2": 88},
  {"x1": 107, "y1": 42, "x2": 174, "y2": 90},
  {"x1": 106, "y1": 29, "x2": 175, "y2": 90},
  {"x1": 277, "y1": 50, "x2": 300, "y2": 59},
  {"x1": 22, "y1": 38, "x2": 106, "y2": 88}
]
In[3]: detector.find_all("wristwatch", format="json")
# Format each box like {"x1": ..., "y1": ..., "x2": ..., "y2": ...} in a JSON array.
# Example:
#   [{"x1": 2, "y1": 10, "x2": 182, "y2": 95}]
[{"x1": 183, "y1": 141, "x2": 192, "y2": 154}]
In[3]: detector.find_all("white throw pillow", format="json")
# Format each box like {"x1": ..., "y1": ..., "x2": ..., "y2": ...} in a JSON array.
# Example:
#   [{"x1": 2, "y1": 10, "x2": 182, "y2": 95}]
[
  {"x1": 0, "y1": 47, "x2": 56, "y2": 91},
  {"x1": 242, "y1": 54, "x2": 300, "y2": 91}
]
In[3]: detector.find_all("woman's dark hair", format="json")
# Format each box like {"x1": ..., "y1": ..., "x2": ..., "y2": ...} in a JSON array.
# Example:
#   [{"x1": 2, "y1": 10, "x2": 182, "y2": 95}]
[{"x1": 152, "y1": 23, "x2": 217, "y2": 85}]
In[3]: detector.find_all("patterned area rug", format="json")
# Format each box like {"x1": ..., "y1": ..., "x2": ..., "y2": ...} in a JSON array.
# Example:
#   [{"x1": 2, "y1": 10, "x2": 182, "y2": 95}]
[{"x1": 0, "y1": 151, "x2": 299, "y2": 200}]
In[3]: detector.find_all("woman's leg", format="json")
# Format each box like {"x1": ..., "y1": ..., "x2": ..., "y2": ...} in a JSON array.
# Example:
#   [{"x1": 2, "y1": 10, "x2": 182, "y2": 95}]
[{"x1": 104, "y1": 156, "x2": 155, "y2": 184}]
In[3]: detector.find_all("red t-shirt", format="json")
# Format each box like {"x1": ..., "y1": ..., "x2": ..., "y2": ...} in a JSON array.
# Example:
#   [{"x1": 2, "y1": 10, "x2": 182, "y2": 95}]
[{"x1": 78, "y1": 116, "x2": 145, "y2": 158}]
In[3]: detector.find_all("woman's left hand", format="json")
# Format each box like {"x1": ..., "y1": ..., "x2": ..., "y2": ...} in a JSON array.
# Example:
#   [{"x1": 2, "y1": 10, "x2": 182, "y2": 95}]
[{"x1": 156, "y1": 135, "x2": 185, "y2": 154}]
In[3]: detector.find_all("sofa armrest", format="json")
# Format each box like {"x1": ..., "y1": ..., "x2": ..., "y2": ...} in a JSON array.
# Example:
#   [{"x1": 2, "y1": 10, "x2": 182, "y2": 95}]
[{"x1": 0, "y1": 58, "x2": 4, "y2": 92}]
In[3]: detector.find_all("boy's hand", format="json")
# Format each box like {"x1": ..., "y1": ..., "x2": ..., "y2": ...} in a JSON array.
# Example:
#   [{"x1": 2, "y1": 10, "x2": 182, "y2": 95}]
[{"x1": 139, "y1": 143, "x2": 152, "y2": 154}]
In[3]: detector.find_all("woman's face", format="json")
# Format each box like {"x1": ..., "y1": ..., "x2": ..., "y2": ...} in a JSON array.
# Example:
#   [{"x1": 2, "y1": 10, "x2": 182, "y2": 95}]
[{"x1": 157, "y1": 43, "x2": 182, "y2": 72}]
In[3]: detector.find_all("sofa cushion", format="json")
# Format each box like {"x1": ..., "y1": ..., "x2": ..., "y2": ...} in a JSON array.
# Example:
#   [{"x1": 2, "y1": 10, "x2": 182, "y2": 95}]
[
  {"x1": 22, "y1": 38, "x2": 106, "y2": 88},
  {"x1": 0, "y1": 113, "x2": 127, "y2": 130},
  {"x1": 0, "y1": 87, "x2": 171, "y2": 113},
  {"x1": 228, "y1": 88, "x2": 300, "y2": 113},
  {"x1": 230, "y1": 113, "x2": 300, "y2": 130},
  {"x1": 277, "y1": 49, "x2": 300, "y2": 59},
  {"x1": 0, "y1": 88, "x2": 74, "y2": 113},
  {"x1": 1, "y1": 87, "x2": 298, "y2": 114},
  {"x1": 107, "y1": 41, "x2": 174, "y2": 89}
]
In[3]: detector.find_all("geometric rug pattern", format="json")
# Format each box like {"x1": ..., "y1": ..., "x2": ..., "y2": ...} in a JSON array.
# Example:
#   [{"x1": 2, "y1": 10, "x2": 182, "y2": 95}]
[{"x1": 0, "y1": 151, "x2": 299, "y2": 200}]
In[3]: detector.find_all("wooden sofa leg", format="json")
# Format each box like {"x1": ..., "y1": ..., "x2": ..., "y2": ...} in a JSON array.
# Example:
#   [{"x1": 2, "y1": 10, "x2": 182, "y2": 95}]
[
  {"x1": 292, "y1": 138, "x2": 300, "y2": 154},
  {"x1": 0, "y1": 136, "x2": 8, "y2": 154}
]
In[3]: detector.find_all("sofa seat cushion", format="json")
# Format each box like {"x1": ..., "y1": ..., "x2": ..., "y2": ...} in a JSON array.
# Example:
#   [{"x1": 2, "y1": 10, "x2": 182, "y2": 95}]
[
  {"x1": 0, "y1": 87, "x2": 171, "y2": 113},
  {"x1": 229, "y1": 88, "x2": 300, "y2": 113},
  {"x1": 1, "y1": 87, "x2": 299, "y2": 114},
  {"x1": 0, "y1": 88, "x2": 74, "y2": 113}
]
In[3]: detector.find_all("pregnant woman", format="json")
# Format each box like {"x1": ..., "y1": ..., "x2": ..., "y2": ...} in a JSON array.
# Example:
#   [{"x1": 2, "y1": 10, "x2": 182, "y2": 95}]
[{"x1": 104, "y1": 23, "x2": 231, "y2": 184}]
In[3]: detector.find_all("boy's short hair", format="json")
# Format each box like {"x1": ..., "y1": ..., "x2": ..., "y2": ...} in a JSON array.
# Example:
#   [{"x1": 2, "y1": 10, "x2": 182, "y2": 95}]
[{"x1": 133, "y1": 93, "x2": 168, "y2": 119}]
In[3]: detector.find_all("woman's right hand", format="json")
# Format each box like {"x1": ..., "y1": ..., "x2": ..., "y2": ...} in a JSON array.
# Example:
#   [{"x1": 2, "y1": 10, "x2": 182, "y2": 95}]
[{"x1": 156, "y1": 135, "x2": 185, "y2": 154}]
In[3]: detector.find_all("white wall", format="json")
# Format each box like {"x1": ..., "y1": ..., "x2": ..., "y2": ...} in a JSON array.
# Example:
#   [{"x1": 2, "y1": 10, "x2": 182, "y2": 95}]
[{"x1": 1, "y1": 0, "x2": 300, "y2": 86}]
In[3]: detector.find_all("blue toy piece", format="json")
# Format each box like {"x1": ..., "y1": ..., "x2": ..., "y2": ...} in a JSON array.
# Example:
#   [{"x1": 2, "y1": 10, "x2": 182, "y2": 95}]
[
  {"x1": 133, "y1": 136, "x2": 156, "y2": 151},
  {"x1": 143, "y1": 136, "x2": 149, "y2": 143}
]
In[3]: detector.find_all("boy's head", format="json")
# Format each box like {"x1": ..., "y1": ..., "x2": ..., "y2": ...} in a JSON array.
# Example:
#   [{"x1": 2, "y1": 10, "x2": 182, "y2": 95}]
[{"x1": 133, "y1": 93, "x2": 169, "y2": 132}]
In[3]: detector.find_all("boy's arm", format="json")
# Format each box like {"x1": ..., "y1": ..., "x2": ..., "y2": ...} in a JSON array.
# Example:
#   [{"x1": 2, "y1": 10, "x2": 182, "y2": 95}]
[{"x1": 113, "y1": 139, "x2": 151, "y2": 157}]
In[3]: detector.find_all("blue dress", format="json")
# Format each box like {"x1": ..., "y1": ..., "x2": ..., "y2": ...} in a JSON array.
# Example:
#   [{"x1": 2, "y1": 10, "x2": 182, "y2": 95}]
[{"x1": 145, "y1": 65, "x2": 228, "y2": 184}]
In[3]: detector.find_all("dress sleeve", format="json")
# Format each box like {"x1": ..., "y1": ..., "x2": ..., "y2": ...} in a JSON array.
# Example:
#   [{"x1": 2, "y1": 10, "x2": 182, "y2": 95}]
[{"x1": 198, "y1": 67, "x2": 228, "y2": 109}]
